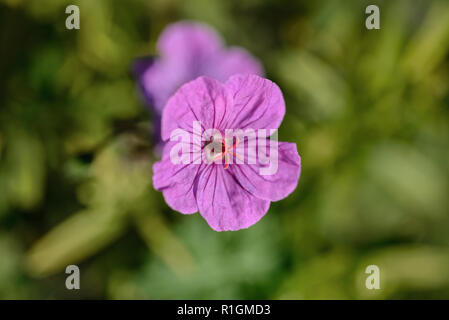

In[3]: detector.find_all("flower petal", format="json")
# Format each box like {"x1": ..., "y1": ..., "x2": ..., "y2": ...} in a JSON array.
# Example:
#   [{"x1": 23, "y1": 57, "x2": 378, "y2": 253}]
[
  {"x1": 136, "y1": 22, "x2": 265, "y2": 116},
  {"x1": 223, "y1": 74, "x2": 285, "y2": 132},
  {"x1": 136, "y1": 22, "x2": 222, "y2": 113},
  {"x1": 153, "y1": 141, "x2": 203, "y2": 214},
  {"x1": 205, "y1": 47, "x2": 264, "y2": 82},
  {"x1": 139, "y1": 60, "x2": 189, "y2": 113},
  {"x1": 196, "y1": 165, "x2": 270, "y2": 231},
  {"x1": 161, "y1": 76, "x2": 231, "y2": 141},
  {"x1": 230, "y1": 141, "x2": 301, "y2": 201},
  {"x1": 157, "y1": 21, "x2": 223, "y2": 66}
]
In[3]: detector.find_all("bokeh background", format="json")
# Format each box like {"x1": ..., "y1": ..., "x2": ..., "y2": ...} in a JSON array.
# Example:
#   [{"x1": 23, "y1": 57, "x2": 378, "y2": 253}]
[{"x1": 1, "y1": 0, "x2": 449, "y2": 299}]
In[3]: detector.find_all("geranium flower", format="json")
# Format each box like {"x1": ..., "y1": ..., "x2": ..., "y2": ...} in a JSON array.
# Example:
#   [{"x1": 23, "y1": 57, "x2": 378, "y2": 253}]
[
  {"x1": 133, "y1": 21, "x2": 263, "y2": 144},
  {"x1": 153, "y1": 74, "x2": 301, "y2": 231}
]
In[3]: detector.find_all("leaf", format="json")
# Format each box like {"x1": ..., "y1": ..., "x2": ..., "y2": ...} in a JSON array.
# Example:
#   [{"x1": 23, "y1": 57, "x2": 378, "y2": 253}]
[
  {"x1": 25, "y1": 137, "x2": 152, "y2": 276},
  {"x1": 276, "y1": 50, "x2": 347, "y2": 120},
  {"x1": 402, "y1": 1, "x2": 449, "y2": 80},
  {"x1": 25, "y1": 209, "x2": 127, "y2": 277},
  {"x1": 356, "y1": 245, "x2": 449, "y2": 299},
  {"x1": 4, "y1": 127, "x2": 45, "y2": 210}
]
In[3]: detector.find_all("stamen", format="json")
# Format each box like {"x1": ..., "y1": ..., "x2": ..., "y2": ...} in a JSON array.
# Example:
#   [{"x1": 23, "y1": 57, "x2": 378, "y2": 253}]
[
  {"x1": 205, "y1": 136, "x2": 240, "y2": 169},
  {"x1": 222, "y1": 137, "x2": 239, "y2": 170},
  {"x1": 224, "y1": 154, "x2": 229, "y2": 169}
]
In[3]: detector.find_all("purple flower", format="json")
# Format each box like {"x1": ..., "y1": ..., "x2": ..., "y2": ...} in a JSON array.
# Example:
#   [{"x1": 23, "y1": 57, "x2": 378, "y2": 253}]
[
  {"x1": 153, "y1": 74, "x2": 301, "y2": 231},
  {"x1": 134, "y1": 21, "x2": 263, "y2": 114}
]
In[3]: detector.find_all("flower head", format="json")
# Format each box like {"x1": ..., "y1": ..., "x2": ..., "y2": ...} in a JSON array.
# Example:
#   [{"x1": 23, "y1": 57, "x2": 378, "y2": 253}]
[
  {"x1": 153, "y1": 74, "x2": 301, "y2": 231},
  {"x1": 133, "y1": 21, "x2": 263, "y2": 120}
]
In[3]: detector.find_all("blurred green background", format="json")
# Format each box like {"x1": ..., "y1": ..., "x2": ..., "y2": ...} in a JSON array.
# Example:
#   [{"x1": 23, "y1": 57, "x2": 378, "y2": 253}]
[{"x1": 1, "y1": 0, "x2": 449, "y2": 299}]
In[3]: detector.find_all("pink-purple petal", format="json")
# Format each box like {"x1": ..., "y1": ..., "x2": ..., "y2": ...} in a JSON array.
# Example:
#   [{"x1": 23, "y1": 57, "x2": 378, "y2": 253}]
[
  {"x1": 140, "y1": 60, "x2": 189, "y2": 112},
  {"x1": 161, "y1": 76, "x2": 231, "y2": 141},
  {"x1": 223, "y1": 74, "x2": 285, "y2": 132},
  {"x1": 157, "y1": 21, "x2": 223, "y2": 65},
  {"x1": 230, "y1": 142, "x2": 301, "y2": 201},
  {"x1": 206, "y1": 47, "x2": 264, "y2": 82},
  {"x1": 135, "y1": 22, "x2": 264, "y2": 119},
  {"x1": 153, "y1": 141, "x2": 203, "y2": 214}
]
